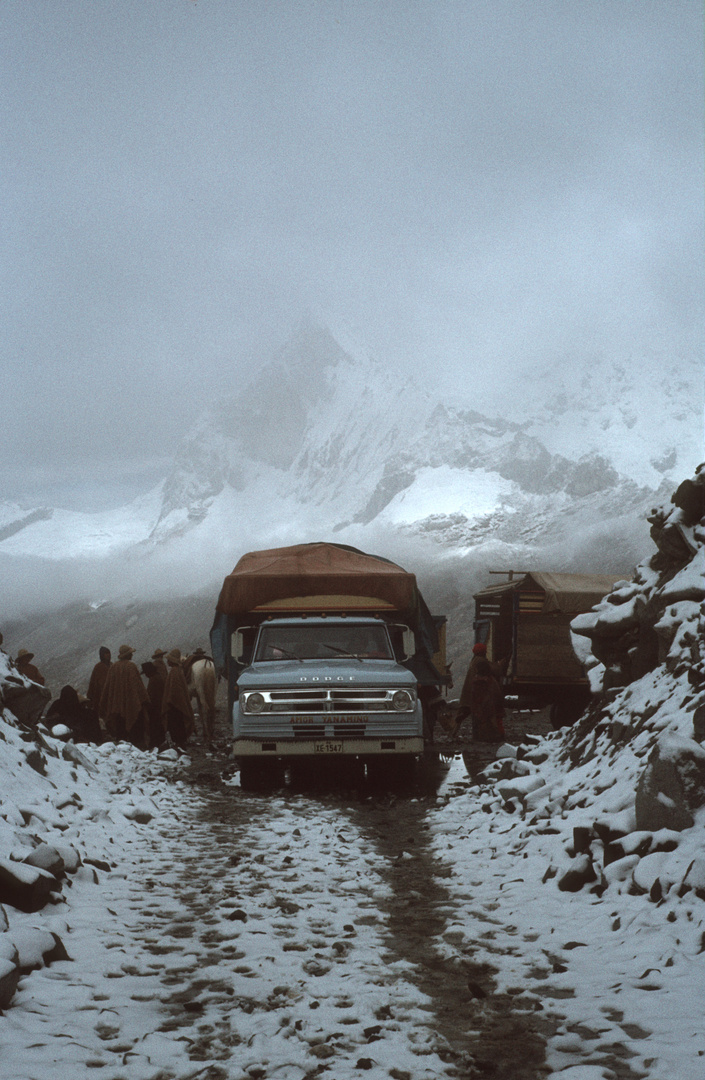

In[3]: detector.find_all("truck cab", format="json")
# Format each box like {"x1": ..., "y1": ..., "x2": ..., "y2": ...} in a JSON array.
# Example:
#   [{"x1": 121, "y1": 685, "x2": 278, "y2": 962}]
[{"x1": 231, "y1": 615, "x2": 424, "y2": 781}]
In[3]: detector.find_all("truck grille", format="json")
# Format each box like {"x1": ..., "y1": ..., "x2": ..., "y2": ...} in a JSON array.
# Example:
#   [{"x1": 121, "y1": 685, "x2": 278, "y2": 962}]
[{"x1": 244, "y1": 687, "x2": 413, "y2": 714}]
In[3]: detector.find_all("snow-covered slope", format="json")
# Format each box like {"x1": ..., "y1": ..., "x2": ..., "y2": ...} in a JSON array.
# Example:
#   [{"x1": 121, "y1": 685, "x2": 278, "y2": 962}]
[
  {"x1": 0, "y1": 487, "x2": 163, "y2": 559},
  {"x1": 488, "y1": 352, "x2": 704, "y2": 490}
]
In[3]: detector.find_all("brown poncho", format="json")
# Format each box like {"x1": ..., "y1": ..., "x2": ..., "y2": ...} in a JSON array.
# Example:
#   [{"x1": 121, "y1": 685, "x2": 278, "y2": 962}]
[
  {"x1": 15, "y1": 659, "x2": 45, "y2": 686},
  {"x1": 459, "y1": 654, "x2": 508, "y2": 708},
  {"x1": 162, "y1": 665, "x2": 195, "y2": 732},
  {"x1": 152, "y1": 657, "x2": 168, "y2": 682},
  {"x1": 99, "y1": 658, "x2": 149, "y2": 733},
  {"x1": 87, "y1": 660, "x2": 111, "y2": 710}
]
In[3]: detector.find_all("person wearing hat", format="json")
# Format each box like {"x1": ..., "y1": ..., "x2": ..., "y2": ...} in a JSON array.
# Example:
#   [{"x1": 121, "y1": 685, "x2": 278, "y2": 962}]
[
  {"x1": 182, "y1": 645, "x2": 212, "y2": 681},
  {"x1": 98, "y1": 644, "x2": 149, "y2": 746},
  {"x1": 86, "y1": 647, "x2": 112, "y2": 725},
  {"x1": 161, "y1": 648, "x2": 195, "y2": 748},
  {"x1": 450, "y1": 643, "x2": 509, "y2": 740},
  {"x1": 14, "y1": 648, "x2": 46, "y2": 686},
  {"x1": 151, "y1": 648, "x2": 168, "y2": 682}
]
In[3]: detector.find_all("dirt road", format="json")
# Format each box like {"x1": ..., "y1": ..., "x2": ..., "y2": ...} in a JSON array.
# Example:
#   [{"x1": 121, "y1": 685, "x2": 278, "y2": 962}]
[
  {"x1": 169, "y1": 706, "x2": 557, "y2": 1079},
  {"x1": 2, "y1": 705, "x2": 559, "y2": 1080}
]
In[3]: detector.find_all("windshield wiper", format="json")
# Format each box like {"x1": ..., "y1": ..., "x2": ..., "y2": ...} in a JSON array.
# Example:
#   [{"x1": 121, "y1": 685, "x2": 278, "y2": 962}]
[
  {"x1": 267, "y1": 645, "x2": 303, "y2": 662},
  {"x1": 320, "y1": 643, "x2": 364, "y2": 662}
]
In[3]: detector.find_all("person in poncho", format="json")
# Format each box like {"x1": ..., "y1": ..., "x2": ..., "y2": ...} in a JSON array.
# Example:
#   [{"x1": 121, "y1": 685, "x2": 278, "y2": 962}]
[
  {"x1": 99, "y1": 644, "x2": 149, "y2": 746},
  {"x1": 140, "y1": 659, "x2": 167, "y2": 748},
  {"x1": 151, "y1": 648, "x2": 168, "y2": 682},
  {"x1": 464, "y1": 657, "x2": 506, "y2": 741},
  {"x1": 451, "y1": 643, "x2": 509, "y2": 740},
  {"x1": 14, "y1": 648, "x2": 46, "y2": 687},
  {"x1": 46, "y1": 685, "x2": 102, "y2": 744},
  {"x1": 162, "y1": 648, "x2": 195, "y2": 748},
  {"x1": 86, "y1": 647, "x2": 111, "y2": 726}
]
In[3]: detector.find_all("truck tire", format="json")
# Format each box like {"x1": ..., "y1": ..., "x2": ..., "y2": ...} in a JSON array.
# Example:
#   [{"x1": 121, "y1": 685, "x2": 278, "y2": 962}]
[
  {"x1": 366, "y1": 755, "x2": 416, "y2": 786},
  {"x1": 239, "y1": 760, "x2": 282, "y2": 791}
]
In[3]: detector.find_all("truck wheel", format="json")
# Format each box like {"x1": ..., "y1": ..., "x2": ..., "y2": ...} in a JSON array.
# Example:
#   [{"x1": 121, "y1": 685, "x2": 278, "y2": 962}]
[
  {"x1": 239, "y1": 760, "x2": 282, "y2": 790},
  {"x1": 367, "y1": 755, "x2": 416, "y2": 786},
  {"x1": 392, "y1": 755, "x2": 417, "y2": 782}
]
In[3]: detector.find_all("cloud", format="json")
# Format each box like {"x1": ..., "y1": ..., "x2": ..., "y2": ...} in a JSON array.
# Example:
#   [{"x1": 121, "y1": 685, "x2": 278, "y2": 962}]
[{"x1": 0, "y1": 0, "x2": 702, "y2": 506}]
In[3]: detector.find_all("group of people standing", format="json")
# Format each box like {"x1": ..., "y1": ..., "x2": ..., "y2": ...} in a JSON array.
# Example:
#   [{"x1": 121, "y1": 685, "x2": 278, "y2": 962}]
[
  {"x1": 85, "y1": 645, "x2": 203, "y2": 750},
  {"x1": 5, "y1": 639, "x2": 207, "y2": 751}
]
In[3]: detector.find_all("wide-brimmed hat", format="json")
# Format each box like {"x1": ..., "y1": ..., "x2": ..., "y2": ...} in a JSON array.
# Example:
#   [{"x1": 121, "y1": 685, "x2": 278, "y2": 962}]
[
  {"x1": 16, "y1": 648, "x2": 34, "y2": 662},
  {"x1": 192, "y1": 647, "x2": 206, "y2": 656},
  {"x1": 152, "y1": 648, "x2": 166, "y2": 659},
  {"x1": 167, "y1": 648, "x2": 182, "y2": 664},
  {"x1": 118, "y1": 645, "x2": 135, "y2": 660}
]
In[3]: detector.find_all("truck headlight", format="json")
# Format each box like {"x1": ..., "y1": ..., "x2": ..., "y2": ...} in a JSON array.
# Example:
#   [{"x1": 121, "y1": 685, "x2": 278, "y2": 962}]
[
  {"x1": 245, "y1": 692, "x2": 265, "y2": 714},
  {"x1": 392, "y1": 690, "x2": 412, "y2": 712}
]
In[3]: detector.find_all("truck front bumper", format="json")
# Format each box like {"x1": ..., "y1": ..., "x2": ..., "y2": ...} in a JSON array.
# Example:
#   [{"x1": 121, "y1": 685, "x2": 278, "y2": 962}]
[{"x1": 234, "y1": 737, "x2": 424, "y2": 758}]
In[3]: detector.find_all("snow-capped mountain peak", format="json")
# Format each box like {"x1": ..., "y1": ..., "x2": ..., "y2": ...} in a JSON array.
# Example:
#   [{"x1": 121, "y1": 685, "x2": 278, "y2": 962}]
[{"x1": 0, "y1": 326, "x2": 701, "y2": 575}]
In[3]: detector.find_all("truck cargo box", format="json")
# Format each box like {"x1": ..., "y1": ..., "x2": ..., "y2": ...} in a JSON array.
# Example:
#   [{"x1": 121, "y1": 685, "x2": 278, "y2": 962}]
[{"x1": 474, "y1": 571, "x2": 625, "y2": 726}]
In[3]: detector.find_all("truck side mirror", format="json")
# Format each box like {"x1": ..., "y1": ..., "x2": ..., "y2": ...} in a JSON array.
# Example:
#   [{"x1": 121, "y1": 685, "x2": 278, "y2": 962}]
[
  {"x1": 402, "y1": 628, "x2": 415, "y2": 660},
  {"x1": 231, "y1": 630, "x2": 245, "y2": 662}
]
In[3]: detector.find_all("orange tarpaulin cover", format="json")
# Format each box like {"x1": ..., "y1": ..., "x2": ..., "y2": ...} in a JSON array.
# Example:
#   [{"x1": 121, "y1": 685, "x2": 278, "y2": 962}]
[{"x1": 216, "y1": 542, "x2": 417, "y2": 617}]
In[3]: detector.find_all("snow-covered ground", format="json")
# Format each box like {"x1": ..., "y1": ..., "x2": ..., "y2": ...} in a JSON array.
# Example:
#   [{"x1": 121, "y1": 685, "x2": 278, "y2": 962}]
[{"x1": 1, "y1": 693, "x2": 702, "y2": 1077}]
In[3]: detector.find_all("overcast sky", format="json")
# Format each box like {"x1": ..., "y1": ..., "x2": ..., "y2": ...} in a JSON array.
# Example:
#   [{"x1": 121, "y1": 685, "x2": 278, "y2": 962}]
[{"x1": 1, "y1": 0, "x2": 702, "y2": 509}]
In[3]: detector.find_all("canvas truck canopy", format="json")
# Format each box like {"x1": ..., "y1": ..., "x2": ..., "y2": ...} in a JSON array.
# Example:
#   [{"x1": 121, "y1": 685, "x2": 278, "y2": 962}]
[
  {"x1": 475, "y1": 572, "x2": 625, "y2": 614},
  {"x1": 216, "y1": 542, "x2": 418, "y2": 617},
  {"x1": 211, "y1": 543, "x2": 441, "y2": 680},
  {"x1": 524, "y1": 573, "x2": 626, "y2": 614}
]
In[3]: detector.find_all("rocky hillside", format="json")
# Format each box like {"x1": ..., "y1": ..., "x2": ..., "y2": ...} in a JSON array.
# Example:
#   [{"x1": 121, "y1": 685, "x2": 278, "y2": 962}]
[{"x1": 476, "y1": 466, "x2": 705, "y2": 897}]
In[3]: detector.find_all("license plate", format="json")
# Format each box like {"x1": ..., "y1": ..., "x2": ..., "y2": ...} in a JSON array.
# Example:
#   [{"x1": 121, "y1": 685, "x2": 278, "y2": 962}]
[{"x1": 314, "y1": 741, "x2": 344, "y2": 754}]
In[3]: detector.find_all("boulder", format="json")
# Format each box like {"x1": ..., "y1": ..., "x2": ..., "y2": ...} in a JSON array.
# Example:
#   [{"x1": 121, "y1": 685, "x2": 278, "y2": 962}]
[
  {"x1": 671, "y1": 476, "x2": 705, "y2": 526},
  {"x1": 635, "y1": 743, "x2": 705, "y2": 832},
  {"x1": 0, "y1": 859, "x2": 57, "y2": 913},
  {"x1": 10, "y1": 927, "x2": 70, "y2": 972},
  {"x1": 23, "y1": 748, "x2": 47, "y2": 775},
  {"x1": 51, "y1": 843, "x2": 82, "y2": 874},
  {"x1": 61, "y1": 742, "x2": 98, "y2": 774},
  {"x1": 693, "y1": 701, "x2": 705, "y2": 743},
  {"x1": 22, "y1": 844, "x2": 66, "y2": 880},
  {"x1": 0, "y1": 951, "x2": 20, "y2": 1009},
  {"x1": 558, "y1": 854, "x2": 597, "y2": 892},
  {"x1": 1, "y1": 679, "x2": 51, "y2": 725},
  {"x1": 497, "y1": 774, "x2": 546, "y2": 805}
]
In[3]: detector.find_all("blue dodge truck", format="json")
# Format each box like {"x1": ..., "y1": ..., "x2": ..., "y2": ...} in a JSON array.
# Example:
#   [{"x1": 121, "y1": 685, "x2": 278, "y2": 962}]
[{"x1": 210, "y1": 542, "x2": 447, "y2": 786}]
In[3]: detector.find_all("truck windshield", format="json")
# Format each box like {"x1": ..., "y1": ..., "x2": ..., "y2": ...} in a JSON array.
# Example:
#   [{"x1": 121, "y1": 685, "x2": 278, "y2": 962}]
[{"x1": 255, "y1": 624, "x2": 393, "y2": 662}]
